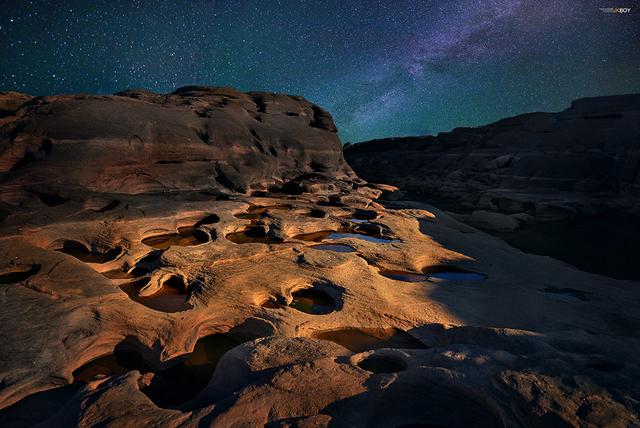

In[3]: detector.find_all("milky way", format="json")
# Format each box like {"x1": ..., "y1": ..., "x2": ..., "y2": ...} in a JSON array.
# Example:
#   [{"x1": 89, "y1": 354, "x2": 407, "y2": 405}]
[{"x1": 1, "y1": 0, "x2": 639, "y2": 143}]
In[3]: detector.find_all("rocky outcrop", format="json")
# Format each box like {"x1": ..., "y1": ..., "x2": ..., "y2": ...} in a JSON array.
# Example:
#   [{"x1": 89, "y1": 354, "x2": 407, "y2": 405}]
[
  {"x1": 345, "y1": 94, "x2": 640, "y2": 220},
  {"x1": 0, "y1": 86, "x2": 356, "y2": 198},
  {"x1": 0, "y1": 89, "x2": 639, "y2": 427}
]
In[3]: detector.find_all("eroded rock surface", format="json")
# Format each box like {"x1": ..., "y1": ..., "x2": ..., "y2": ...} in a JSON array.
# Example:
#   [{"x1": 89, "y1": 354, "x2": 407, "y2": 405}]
[
  {"x1": 0, "y1": 89, "x2": 639, "y2": 427},
  {"x1": 0, "y1": 86, "x2": 355, "y2": 197}
]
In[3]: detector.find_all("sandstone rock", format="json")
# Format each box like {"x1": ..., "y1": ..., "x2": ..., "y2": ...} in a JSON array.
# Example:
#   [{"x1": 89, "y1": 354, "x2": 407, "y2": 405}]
[
  {"x1": 0, "y1": 89, "x2": 639, "y2": 427},
  {"x1": 0, "y1": 87, "x2": 355, "y2": 197}
]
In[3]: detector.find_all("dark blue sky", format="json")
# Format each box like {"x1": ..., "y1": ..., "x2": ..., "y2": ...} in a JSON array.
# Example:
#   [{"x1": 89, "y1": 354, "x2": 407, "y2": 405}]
[{"x1": 1, "y1": 0, "x2": 639, "y2": 143}]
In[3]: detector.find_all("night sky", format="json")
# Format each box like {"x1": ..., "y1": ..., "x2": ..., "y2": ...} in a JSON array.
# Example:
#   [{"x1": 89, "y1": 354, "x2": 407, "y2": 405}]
[{"x1": 1, "y1": 1, "x2": 639, "y2": 143}]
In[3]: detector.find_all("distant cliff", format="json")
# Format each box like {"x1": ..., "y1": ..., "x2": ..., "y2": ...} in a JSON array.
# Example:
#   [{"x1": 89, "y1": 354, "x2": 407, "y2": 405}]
[
  {"x1": 344, "y1": 94, "x2": 640, "y2": 221},
  {"x1": 0, "y1": 86, "x2": 356, "y2": 199}
]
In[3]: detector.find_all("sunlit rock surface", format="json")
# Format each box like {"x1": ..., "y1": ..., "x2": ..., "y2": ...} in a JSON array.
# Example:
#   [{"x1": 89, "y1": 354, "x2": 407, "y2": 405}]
[{"x1": 0, "y1": 89, "x2": 639, "y2": 427}]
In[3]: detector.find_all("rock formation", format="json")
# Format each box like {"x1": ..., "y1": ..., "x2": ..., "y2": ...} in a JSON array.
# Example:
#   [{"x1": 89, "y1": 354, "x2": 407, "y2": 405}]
[
  {"x1": 0, "y1": 86, "x2": 355, "y2": 199},
  {"x1": 0, "y1": 88, "x2": 639, "y2": 427},
  {"x1": 345, "y1": 94, "x2": 640, "y2": 222}
]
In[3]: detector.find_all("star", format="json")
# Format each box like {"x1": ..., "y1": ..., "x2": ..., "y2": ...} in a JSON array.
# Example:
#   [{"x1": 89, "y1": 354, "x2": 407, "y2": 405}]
[{"x1": 0, "y1": 0, "x2": 639, "y2": 143}]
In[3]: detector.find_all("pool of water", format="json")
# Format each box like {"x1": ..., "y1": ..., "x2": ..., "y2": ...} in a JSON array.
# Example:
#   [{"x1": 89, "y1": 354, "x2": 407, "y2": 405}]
[
  {"x1": 289, "y1": 288, "x2": 335, "y2": 315},
  {"x1": 261, "y1": 298, "x2": 283, "y2": 309},
  {"x1": 348, "y1": 218, "x2": 369, "y2": 223},
  {"x1": 428, "y1": 272, "x2": 486, "y2": 281},
  {"x1": 344, "y1": 211, "x2": 378, "y2": 224},
  {"x1": 234, "y1": 206, "x2": 269, "y2": 220},
  {"x1": 103, "y1": 265, "x2": 153, "y2": 279},
  {"x1": 144, "y1": 334, "x2": 243, "y2": 407},
  {"x1": 422, "y1": 265, "x2": 486, "y2": 282},
  {"x1": 142, "y1": 227, "x2": 208, "y2": 250},
  {"x1": 311, "y1": 243, "x2": 356, "y2": 253},
  {"x1": 120, "y1": 277, "x2": 192, "y2": 313},
  {"x1": 226, "y1": 227, "x2": 284, "y2": 244},
  {"x1": 379, "y1": 266, "x2": 485, "y2": 282},
  {"x1": 379, "y1": 270, "x2": 428, "y2": 282},
  {"x1": 0, "y1": 264, "x2": 40, "y2": 284},
  {"x1": 327, "y1": 232, "x2": 399, "y2": 243},
  {"x1": 293, "y1": 230, "x2": 336, "y2": 242},
  {"x1": 72, "y1": 349, "x2": 149, "y2": 383},
  {"x1": 72, "y1": 333, "x2": 245, "y2": 408},
  {"x1": 543, "y1": 286, "x2": 591, "y2": 301},
  {"x1": 496, "y1": 213, "x2": 640, "y2": 281},
  {"x1": 294, "y1": 230, "x2": 398, "y2": 244},
  {"x1": 234, "y1": 204, "x2": 293, "y2": 220},
  {"x1": 57, "y1": 241, "x2": 122, "y2": 263},
  {"x1": 357, "y1": 356, "x2": 406, "y2": 373},
  {"x1": 313, "y1": 327, "x2": 428, "y2": 353}
]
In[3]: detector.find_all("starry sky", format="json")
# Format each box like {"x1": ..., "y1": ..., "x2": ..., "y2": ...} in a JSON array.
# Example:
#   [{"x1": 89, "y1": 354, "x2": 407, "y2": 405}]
[{"x1": 1, "y1": 1, "x2": 639, "y2": 143}]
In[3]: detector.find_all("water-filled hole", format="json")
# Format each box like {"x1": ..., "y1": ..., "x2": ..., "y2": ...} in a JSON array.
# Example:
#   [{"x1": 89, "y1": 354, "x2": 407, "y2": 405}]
[
  {"x1": 294, "y1": 229, "x2": 398, "y2": 244},
  {"x1": 194, "y1": 214, "x2": 220, "y2": 226},
  {"x1": 311, "y1": 243, "x2": 356, "y2": 253},
  {"x1": 313, "y1": 327, "x2": 428, "y2": 353},
  {"x1": 120, "y1": 277, "x2": 192, "y2": 313},
  {"x1": 543, "y1": 286, "x2": 590, "y2": 301},
  {"x1": 71, "y1": 333, "x2": 250, "y2": 408},
  {"x1": 72, "y1": 349, "x2": 150, "y2": 383},
  {"x1": 234, "y1": 204, "x2": 293, "y2": 220},
  {"x1": 379, "y1": 270, "x2": 428, "y2": 282},
  {"x1": 226, "y1": 226, "x2": 283, "y2": 244},
  {"x1": 422, "y1": 265, "x2": 486, "y2": 281},
  {"x1": 289, "y1": 288, "x2": 336, "y2": 315},
  {"x1": 56, "y1": 241, "x2": 122, "y2": 263},
  {"x1": 0, "y1": 264, "x2": 41, "y2": 284},
  {"x1": 261, "y1": 298, "x2": 283, "y2": 309},
  {"x1": 350, "y1": 209, "x2": 378, "y2": 221},
  {"x1": 357, "y1": 355, "x2": 407, "y2": 373},
  {"x1": 102, "y1": 269, "x2": 137, "y2": 279},
  {"x1": 142, "y1": 227, "x2": 208, "y2": 250},
  {"x1": 308, "y1": 208, "x2": 327, "y2": 218}
]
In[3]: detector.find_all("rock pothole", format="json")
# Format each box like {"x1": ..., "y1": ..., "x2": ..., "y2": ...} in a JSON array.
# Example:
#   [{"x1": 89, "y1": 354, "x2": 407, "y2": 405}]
[
  {"x1": 234, "y1": 204, "x2": 292, "y2": 220},
  {"x1": 226, "y1": 226, "x2": 283, "y2": 244},
  {"x1": 262, "y1": 287, "x2": 337, "y2": 315},
  {"x1": 294, "y1": 228, "x2": 398, "y2": 244},
  {"x1": 120, "y1": 275, "x2": 192, "y2": 313},
  {"x1": 422, "y1": 265, "x2": 487, "y2": 281},
  {"x1": 0, "y1": 264, "x2": 41, "y2": 284},
  {"x1": 378, "y1": 265, "x2": 486, "y2": 283},
  {"x1": 379, "y1": 269, "x2": 428, "y2": 283},
  {"x1": 312, "y1": 327, "x2": 428, "y2": 353},
  {"x1": 56, "y1": 241, "x2": 122, "y2": 264},
  {"x1": 357, "y1": 355, "x2": 407, "y2": 373},
  {"x1": 290, "y1": 288, "x2": 336, "y2": 314},
  {"x1": 346, "y1": 209, "x2": 378, "y2": 223},
  {"x1": 142, "y1": 227, "x2": 209, "y2": 250},
  {"x1": 543, "y1": 286, "x2": 590, "y2": 301},
  {"x1": 311, "y1": 243, "x2": 356, "y2": 253},
  {"x1": 72, "y1": 332, "x2": 253, "y2": 408}
]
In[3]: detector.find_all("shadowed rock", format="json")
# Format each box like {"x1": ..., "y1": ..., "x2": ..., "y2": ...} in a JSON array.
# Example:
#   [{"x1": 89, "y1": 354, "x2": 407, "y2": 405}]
[{"x1": 345, "y1": 94, "x2": 640, "y2": 219}]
